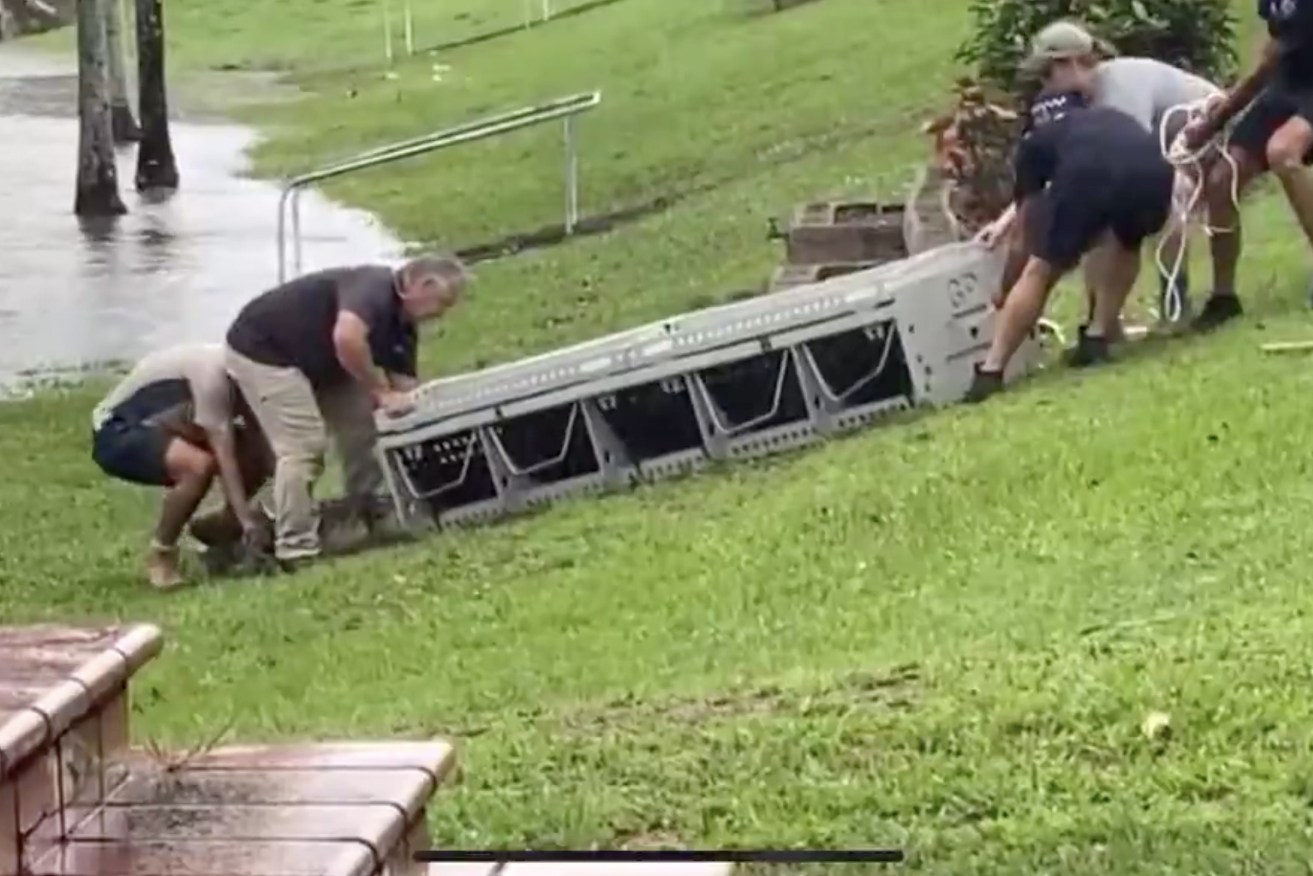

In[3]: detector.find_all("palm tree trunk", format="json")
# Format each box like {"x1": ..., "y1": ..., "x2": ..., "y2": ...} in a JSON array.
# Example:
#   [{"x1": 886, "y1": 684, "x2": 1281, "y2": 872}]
[
  {"x1": 134, "y1": 0, "x2": 177, "y2": 190},
  {"x1": 75, "y1": 0, "x2": 128, "y2": 216},
  {"x1": 104, "y1": 0, "x2": 140, "y2": 143}
]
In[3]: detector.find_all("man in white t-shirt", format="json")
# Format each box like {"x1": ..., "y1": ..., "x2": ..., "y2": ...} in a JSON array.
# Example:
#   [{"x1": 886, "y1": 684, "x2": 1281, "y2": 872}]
[
  {"x1": 91, "y1": 344, "x2": 271, "y2": 589},
  {"x1": 981, "y1": 21, "x2": 1223, "y2": 332}
]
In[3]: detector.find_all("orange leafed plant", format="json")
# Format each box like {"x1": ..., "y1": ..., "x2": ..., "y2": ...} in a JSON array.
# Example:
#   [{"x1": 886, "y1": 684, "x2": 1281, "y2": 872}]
[{"x1": 921, "y1": 78, "x2": 1021, "y2": 232}]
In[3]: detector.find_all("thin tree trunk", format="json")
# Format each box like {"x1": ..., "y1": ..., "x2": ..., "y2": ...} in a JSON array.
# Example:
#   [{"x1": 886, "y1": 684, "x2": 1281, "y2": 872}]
[
  {"x1": 104, "y1": 0, "x2": 140, "y2": 143},
  {"x1": 134, "y1": 0, "x2": 177, "y2": 191},
  {"x1": 75, "y1": 0, "x2": 128, "y2": 216}
]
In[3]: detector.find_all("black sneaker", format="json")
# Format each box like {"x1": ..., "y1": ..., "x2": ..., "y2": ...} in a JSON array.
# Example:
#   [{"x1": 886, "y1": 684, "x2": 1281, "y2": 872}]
[
  {"x1": 964, "y1": 365, "x2": 1004, "y2": 404},
  {"x1": 1063, "y1": 325, "x2": 1112, "y2": 368},
  {"x1": 1190, "y1": 293, "x2": 1243, "y2": 333}
]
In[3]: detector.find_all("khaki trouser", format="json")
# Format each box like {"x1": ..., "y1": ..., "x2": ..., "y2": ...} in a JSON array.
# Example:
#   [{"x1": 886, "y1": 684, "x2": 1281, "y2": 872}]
[{"x1": 225, "y1": 347, "x2": 382, "y2": 561}]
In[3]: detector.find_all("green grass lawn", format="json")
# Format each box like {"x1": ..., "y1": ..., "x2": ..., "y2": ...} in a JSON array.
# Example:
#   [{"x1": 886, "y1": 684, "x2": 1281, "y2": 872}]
[{"x1": 10, "y1": 0, "x2": 1313, "y2": 871}]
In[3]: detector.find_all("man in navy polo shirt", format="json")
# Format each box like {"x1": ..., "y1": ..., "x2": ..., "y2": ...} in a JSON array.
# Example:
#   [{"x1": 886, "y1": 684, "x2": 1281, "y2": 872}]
[
  {"x1": 966, "y1": 88, "x2": 1175, "y2": 403},
  {"x1": 1183, "y1": 0, "x2": 1313, "y2": 329},
  {"x1": 225, "y1": 255, "x2": 469, "y2": 568}
]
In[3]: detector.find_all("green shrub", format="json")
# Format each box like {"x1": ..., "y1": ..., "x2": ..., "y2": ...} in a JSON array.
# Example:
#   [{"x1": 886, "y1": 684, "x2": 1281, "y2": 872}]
[{"x1": 956, "y1": 0, "x2": 1238, "y2": 97}]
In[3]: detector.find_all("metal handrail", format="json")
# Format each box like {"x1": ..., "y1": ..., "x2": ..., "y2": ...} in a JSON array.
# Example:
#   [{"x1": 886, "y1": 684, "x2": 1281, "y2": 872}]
[{"x1": 276, "y1": 90, "x2": 602, "y2": 281}]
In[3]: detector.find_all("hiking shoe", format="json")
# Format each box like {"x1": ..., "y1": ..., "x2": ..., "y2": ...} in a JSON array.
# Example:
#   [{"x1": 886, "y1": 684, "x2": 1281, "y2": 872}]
[
  {"x1": 146, "y1": 544, "x2": 184, "y2": 591},
  {"x1": 1190, "y1": 293, "x2": 1243, "y2": 333},
  {"x1": 964, "y1": 365, "x2": 1004, "y2": 404},
  {"x1": 1063, "y1": 325, "x2": 1112, "y2": 368},
  {"x1": 276, "y1": 554, "x2": 320, "y2": 574}
]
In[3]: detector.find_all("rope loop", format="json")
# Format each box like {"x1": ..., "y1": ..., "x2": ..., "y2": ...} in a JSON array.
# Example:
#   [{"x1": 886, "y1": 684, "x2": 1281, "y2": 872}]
[{"x1": 1154, "y1": 95, "x2": 1239, "y2": 323}]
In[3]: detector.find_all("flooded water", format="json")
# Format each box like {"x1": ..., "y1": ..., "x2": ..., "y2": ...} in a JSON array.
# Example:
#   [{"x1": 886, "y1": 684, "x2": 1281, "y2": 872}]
[{"x1": 0, "y1": 43, "x2": 405, "y2": 389}]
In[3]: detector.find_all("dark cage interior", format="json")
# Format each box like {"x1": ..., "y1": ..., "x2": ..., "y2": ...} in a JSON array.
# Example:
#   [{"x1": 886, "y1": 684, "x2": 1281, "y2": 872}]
[
  {"x1": 694, "y1": 350, "x2": 809, "y2": 435},
  {"x1": 594, "y1": 377, "x2": 704, "y2": 463},
  {"x1": 802, "y1": 321, "x2": 914, "y2": 409},
  {"x1": 487, "y1": 402, "x2": 601, "y2": 486},
  {"x1": 397, "y1": 431, "x2": 500, "y2": 517}
]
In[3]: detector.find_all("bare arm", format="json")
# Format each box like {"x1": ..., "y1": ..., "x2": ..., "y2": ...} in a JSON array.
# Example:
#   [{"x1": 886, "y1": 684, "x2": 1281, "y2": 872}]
[
  {"x1": 387, "y1": 373, "x2": 419, "y2": 392},
  {"x1": 332, "y1": 310, "x2": 388, "y2": 405},
  {"x1": 996, "y1": 201, "x2": 1019, "y2": 232},
  {"x1": 205, "y1": 425, "x2": 255, "y2": 528},
  {"x1": 1212, "y1": 37, "x2": 1283, "y2": 129},
  {"x1": 192, "y1": 367, "x2": 256, "y2": 529}
]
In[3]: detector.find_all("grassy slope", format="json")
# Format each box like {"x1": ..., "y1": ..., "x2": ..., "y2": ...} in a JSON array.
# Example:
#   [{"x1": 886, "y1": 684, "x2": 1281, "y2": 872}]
[{"x1": 8, "y1": 0, "x2": 1313, "y2": 871}]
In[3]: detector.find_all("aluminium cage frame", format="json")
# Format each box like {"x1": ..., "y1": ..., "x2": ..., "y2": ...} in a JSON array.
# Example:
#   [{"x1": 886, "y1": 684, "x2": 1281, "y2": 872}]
[{"x1": 373, "y1": 242, "x2": 1041, "y2": 530}]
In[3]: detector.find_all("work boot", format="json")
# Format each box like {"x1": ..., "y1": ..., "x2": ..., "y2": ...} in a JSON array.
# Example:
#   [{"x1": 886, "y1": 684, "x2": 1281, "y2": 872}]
[
  {"x1": 964, "y1": 364, "x2": 1004, "y2": 404},
  {"x1": 276, "y1": 554, "x2": 319, "y2": 574},
  {"x1": 1191, "y1": 293, "x2": 1243, "y2": 333},
  {"x1": 1063, "y1": 325, "x2": 1112, "y2": 368},
  {"x1": 146, "y1": 543, "x2": 184, "y2": 591}
]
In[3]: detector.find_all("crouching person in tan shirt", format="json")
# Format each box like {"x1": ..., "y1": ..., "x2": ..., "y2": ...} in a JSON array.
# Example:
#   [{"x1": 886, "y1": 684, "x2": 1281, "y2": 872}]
[
  {"x1": 223, "y1": 254, "x2": 468, "y2": 570},
  {"x1": 91, "y1": 344, "x2": 273, "y2": 590}
]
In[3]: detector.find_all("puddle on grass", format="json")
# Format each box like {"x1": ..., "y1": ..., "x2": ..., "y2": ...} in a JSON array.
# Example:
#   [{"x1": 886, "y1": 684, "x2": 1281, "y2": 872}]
[{"x1": 0, "y1": 42, "x2": 405, "y2": 392}]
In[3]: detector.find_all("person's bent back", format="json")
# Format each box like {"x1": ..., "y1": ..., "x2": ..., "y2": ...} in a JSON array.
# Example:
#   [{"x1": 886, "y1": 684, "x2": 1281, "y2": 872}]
[{"x1": 91, "y1": 344, "x2": 270, "y2": 589}]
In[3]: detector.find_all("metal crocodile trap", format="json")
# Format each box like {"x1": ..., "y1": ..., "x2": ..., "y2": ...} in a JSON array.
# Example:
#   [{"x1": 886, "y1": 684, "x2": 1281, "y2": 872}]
[{"x1": 375, "y1": 241, "x2": 1039, "y2": 529}]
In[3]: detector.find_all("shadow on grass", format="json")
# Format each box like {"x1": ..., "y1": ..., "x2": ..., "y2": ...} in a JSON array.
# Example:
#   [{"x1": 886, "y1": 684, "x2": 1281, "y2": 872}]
[
  {"x1": 415, "y1": 0, "x2": 632, "y2": 56},
  {"x1": 741, "y1": 0, "x2": 828, "y2": 18},
  {"x1": 452, "y1": 193, "x2": 680, "y2": 264},
  {"x1": 432, "y1": 661, "x2": 922, "y2": 739}
]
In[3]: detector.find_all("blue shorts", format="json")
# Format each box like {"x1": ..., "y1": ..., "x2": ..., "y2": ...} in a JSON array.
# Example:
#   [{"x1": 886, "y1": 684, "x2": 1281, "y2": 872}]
[
  {"x1": 92, "y1": 415, "x2": 172, "y2": 487},
  {"x1": 91, "y1": 379, "x2": 192, "y2": 487},
  {"x1": 1025, "y1": 159, "x2": 1174, "y2": 272}
]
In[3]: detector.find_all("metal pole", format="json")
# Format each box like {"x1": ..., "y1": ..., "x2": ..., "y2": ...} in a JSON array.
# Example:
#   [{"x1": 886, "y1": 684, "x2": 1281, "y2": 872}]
[
  {"x1": 403, "y1": 0, "x2": 413, "y2": 55},
  {"x1": 121, "y1": 0, "x2": 136, "y2": 97},
  {"x1": 276, "y1": 188, "x2": 290, "y2": 282},
  {"x1": 291, "y1": 190, "x2": 304, "y2": 277},
  {"x1": 383, "y1": 0, "x2": 393, "y2": 65},
  {"x1": 563, "y1": 116, "x2": 578, "y2": 235},
  {"x1": 542, "y1": 0, "x2": 551, "y2": 21}
]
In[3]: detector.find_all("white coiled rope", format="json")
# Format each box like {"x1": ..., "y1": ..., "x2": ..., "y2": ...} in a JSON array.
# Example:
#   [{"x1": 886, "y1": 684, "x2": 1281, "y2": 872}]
[{"x1": 1154, "y1": 93, "x2": 1242, "y2": 323}]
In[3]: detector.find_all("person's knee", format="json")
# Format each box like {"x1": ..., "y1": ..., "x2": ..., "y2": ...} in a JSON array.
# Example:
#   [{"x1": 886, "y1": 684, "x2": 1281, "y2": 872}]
[
  {"x1": 1265, "y1": 126, "x2": 1311, "y2": 176},
  {"x1": 276, "y1": 441, "x2": 327, "y2": 475},
  {"x1": 1266, "y1": 142, "x2": 1300, "y2": 175},
  {"x1": 165, "y1": 441, "x2": 216, "y2": 484}
]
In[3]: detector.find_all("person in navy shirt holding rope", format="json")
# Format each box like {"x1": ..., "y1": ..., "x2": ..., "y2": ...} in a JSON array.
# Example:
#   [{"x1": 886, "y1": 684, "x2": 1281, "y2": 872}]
[
  {"x1": 966, "y1": 89, "x2": 1175, "y2": 403},
  {"x1": 1183, "y1": 0, "x2": 1313, "y2": 329}
]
